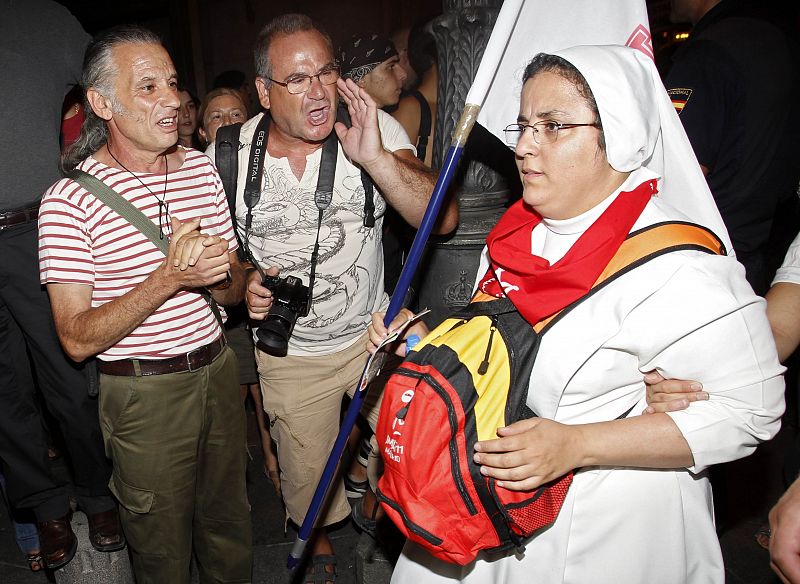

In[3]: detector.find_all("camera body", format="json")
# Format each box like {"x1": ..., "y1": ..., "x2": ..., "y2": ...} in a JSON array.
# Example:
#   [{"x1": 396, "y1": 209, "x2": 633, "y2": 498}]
[{"x1": 254, "y1": 275, "x2": 310, "y2": 357}]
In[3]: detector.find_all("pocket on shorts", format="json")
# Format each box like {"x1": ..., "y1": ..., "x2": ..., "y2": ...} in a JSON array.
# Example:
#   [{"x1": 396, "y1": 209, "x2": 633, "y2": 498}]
[{"x1": 110, "y1": 472, "x2": 155, "y2": 515}]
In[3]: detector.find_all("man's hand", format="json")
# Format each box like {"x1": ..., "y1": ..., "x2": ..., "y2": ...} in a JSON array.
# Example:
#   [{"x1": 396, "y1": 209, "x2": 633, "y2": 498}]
[
  {"x1": 334, "y1": 78, "x2": 456, "y2": 234},
  {"x1": 472, "y1": 418, "x2": 583, "y2": 491},
  {"x1": 246, "y1": 266, "x2": 277, "y2": 320},
  {"x1": 164, "y1": 218, "x2": 230, "y2": 289},
  {"x1": 771, "y1": 477, "x2": 800, "y2": 583},
  {"x1": 643, "y1": 370, "x2": 708, "y2": 414},
  {"x1": 367, "y1": 308, "x2": 429, "y2": 356},
  {"x1": 334, "y1": 78, "x2": 385, "y2": 168}
]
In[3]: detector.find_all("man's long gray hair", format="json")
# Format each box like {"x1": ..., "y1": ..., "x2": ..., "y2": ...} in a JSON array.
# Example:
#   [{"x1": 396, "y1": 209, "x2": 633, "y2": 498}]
[{"x1": 61, "y1": 25, "x2": 161, "y2": 172}]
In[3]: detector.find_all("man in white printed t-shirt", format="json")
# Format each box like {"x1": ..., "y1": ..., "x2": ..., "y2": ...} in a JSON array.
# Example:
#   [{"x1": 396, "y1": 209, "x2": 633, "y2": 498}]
[
  {"x1": 205, "y1": 12, "x2": 458, "y2": 578},
  {"x1": 38, "y1": 26, "x2": 251, "y2": 584}
]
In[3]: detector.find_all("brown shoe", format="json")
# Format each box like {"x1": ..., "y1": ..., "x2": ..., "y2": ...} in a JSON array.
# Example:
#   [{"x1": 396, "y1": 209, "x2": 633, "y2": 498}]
[
  {"x1": 87, "y1": 508, "x2": 126, "y2": 552},
  {"x1": 38, "y1": 515, "x2": 77, "y2": 570}
]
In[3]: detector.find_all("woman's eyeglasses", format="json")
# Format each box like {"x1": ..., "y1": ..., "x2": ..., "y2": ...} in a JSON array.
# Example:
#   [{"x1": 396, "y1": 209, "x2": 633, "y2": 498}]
[{"x1": 503, "y1": 120, "x2": 599, "y2": 146}]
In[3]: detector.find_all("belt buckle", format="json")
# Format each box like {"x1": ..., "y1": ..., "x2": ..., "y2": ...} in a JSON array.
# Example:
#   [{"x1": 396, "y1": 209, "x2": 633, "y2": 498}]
[{"x1": 186, "y1": 344, "x2": 205, "y2": 373}]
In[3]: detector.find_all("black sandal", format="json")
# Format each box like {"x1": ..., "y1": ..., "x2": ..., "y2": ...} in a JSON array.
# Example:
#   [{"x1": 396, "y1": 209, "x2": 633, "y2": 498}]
[
  {"x1": 305, "y1": 554, "x2": 337, "y2": 583},
  {"x1": 351, "y1": 497, "x2": 379, "y2": 538}
]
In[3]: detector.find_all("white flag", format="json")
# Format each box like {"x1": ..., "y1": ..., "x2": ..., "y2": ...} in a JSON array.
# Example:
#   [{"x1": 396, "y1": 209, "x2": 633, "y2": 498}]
[{"x1": 476, "y1": 0, "x2": 652, "y2": 143}]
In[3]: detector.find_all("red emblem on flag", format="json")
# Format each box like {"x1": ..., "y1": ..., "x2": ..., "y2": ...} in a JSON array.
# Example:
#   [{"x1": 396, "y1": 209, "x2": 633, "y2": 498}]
[{"x1": 626, "y1": 24, "x2": 654, "y2": 60}]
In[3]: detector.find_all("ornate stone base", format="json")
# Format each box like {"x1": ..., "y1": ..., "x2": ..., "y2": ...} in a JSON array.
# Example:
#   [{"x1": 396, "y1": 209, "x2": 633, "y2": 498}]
[{"x1": 417, "y1": 241, "x2": 485, "y2": 327}]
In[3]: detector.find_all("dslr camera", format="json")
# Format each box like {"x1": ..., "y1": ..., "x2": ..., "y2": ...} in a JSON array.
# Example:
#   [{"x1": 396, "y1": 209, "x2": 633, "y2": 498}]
[{"x1": 255, "y1": 275, "x2": 310, "y2": 357}]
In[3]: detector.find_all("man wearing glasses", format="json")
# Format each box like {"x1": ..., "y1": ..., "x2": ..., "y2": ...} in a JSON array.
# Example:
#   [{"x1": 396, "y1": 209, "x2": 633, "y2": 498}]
[{"x1": 207, "y1": 13, "x2": 457, "y2": 580}]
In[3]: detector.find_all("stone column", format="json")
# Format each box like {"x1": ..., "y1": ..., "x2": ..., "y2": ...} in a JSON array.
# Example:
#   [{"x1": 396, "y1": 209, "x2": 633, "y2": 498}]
[{"x1": 417, "y1": 0, "x2": 518, "y2": 327}]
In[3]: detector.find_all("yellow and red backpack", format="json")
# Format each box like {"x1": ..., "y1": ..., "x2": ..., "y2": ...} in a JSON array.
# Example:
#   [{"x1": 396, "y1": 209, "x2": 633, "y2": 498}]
[{"x1": 375, "y1": 221, "x2": 725, "y2": 565}]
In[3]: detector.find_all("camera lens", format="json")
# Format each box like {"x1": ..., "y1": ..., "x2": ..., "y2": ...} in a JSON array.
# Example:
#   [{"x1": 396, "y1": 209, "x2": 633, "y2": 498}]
[{"x1": 255, "y1": 305, "x2": 297, "y2": 357}]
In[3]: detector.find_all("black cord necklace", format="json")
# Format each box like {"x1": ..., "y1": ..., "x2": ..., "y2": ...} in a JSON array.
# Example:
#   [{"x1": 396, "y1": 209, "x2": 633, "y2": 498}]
[{"x1": 106, "y1": 145, "x2": 170, "y2": 239}]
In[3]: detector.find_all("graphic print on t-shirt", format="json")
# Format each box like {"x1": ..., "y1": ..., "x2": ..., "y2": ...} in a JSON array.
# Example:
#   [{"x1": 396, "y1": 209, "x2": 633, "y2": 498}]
[{"x1": 246, "y1": 155, "x2": 386, "y2": 349}]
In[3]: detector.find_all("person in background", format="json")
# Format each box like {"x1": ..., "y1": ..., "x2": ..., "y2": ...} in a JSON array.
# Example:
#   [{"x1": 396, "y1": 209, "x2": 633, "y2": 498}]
[
  {"x1": 664, "y1": 0, "x2": 800, "y2": 295},
  {"x1": 390, "y1": 26, "x2": 419, "y2": 92},
  {"x1": 338, "y1": 31, "x2": 419, "y2": 522},
  {"x1": 339, "y1": 32, "x2": 407, "y2": 110},
  {"x1": 0, "y1": 322, "x2": 47, "y2": 573},
  {"x1": 766, "y1": 231, "x2": 800, "y2": 364},
  {"x1": 197, "y1": 87, "x2": 248, "y2": 147},
  {"x1": 212, "y1": 69, "x2": 255, "y2": 118},
  {"x1": 391, "y1": 23, "x2": 438, "y2": 168},
  {"x1": 340, "y1": 31, "x2": 415, "y2": 298},
  {"x1": 177, "y1": 86, "x2": 202, "y2": 150},
  {"x1": 764, "y1": 230, "x2": 800, "y2": 583},
  {"x1": 0, "y1": 471, "x2": 43, "y2": 571},
  {"x1": 61, "y1": 85, "x2": 85, "y2": 152},
  {"x1": 0, "y1": 0, "x2": 123, "y2": 570}
]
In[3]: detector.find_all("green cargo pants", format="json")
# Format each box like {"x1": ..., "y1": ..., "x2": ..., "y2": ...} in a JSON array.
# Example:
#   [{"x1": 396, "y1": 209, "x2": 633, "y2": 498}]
[{"x1": 99, "y1": 346, "x2": 252, "y2": 584}]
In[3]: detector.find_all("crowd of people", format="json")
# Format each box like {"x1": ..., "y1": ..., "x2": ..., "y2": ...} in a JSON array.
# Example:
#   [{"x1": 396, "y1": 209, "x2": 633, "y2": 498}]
[{"x1": 1, "y1": 0, "x2": 800, "y2": 583}]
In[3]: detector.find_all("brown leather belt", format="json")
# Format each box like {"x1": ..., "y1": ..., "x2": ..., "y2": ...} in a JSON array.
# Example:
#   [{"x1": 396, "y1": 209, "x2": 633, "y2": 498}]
[
  {"x1": 0, "y1": 203, "x2": 40, "y2": 229},
  {"x1": 98, "y1": 337, "x2": 226, "y2": 376}
]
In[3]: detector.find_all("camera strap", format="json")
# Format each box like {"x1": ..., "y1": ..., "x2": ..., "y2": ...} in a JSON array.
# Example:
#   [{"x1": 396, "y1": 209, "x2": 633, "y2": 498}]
[
  {"x1": 242, "y1": 111, "x2": 352, "y2": 311},
  {"x1": 243, "y1": 114, "x2": 270, "y2": 238},
  {"x1": 242, "y1": 106, "x2": 375, "y2": 234},
  {"x1": 307, "y1": 131, "x2": 337, "y2": 313}
]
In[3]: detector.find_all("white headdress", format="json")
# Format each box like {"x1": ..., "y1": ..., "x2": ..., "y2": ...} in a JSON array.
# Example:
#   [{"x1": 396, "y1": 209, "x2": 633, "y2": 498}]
[{"x1": 553, "y1": 45, "x2": 733, "y2": 253}]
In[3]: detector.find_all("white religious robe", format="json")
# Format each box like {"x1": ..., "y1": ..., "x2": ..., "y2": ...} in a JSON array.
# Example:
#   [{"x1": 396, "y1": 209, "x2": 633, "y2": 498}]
[{"x1": 391, "y1": 175, "x2": 784, "y2": 584}]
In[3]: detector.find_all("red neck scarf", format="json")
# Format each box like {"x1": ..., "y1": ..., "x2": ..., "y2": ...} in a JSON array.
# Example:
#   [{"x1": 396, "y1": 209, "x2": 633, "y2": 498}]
[{"x1": 478, "y1": 179, "x2": 657, "y2": 325}]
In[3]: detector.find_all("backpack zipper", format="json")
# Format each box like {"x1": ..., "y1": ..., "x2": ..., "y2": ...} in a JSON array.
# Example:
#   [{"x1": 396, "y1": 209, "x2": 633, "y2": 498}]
[{"x1": 478, "y1": 315, "x2": 498, "y2": 375}]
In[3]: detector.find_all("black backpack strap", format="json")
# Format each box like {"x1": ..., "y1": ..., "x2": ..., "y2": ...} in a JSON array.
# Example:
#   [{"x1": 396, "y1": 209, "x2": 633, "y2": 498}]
[
  {"x1": 215, "y1": 122, "x2": 245, "y2": 260},
  {"x1": 410, "y1": 90, "x2": 431, "y2": 162},
  {"x1": 336, "y1": 102, "x2": 375, "y2": 228},
  {"x1": 454, "y1": 297, "x2": 517, "y2": 318}
]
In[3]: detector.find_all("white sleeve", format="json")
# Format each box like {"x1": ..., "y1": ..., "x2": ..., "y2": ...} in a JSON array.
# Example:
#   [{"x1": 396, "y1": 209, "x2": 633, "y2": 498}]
[
  {"x1": 772, "y1": 231, "x2": 800, "y2": 285},
  {"x1": 620, "y1": 255, "x2": 785, "y2": 473},
  {"x1": 377, "y1": 109, "x2": 416, "y2": 156}
]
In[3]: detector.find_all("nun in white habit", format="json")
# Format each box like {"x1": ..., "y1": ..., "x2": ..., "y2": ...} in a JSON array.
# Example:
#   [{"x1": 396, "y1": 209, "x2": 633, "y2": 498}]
[{"x1": 389, "y1": 45, "x2": 785, "y2": 584}]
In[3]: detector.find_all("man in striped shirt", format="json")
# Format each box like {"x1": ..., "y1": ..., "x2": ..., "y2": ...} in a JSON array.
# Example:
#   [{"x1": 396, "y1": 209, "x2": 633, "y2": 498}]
[{"x1": 38, "y1": 26, "x2": 252, "y2": 583}]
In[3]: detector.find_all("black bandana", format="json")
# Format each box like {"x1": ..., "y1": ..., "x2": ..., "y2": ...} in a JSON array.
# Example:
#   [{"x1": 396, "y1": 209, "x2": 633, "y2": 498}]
[{"x1": 339, "y1": 33, "x2": 398, "y2": 82}]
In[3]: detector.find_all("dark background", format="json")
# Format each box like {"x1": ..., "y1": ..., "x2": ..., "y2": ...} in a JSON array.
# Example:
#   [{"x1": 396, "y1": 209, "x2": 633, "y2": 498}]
[
  {"x1": 55, "y1": 0, "x2": 444, "y2": 98},
  {"x1": 53, "y1": 0, "x2": 800, "y2": 99}
]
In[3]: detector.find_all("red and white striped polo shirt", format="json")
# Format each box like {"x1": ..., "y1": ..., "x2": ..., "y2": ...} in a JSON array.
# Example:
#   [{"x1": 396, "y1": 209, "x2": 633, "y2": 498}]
[{"x1": 38, "y1": 148, "x2": 238, "y2": 361}]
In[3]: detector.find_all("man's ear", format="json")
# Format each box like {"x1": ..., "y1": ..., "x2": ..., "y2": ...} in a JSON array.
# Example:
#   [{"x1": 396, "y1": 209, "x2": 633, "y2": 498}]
[
  {"x1": 356, "y1": 77, "x2": 367, "y2": 89},
  {"x1": 198, "y1": 126, "x2": 208, "y2": 145},
  {"x1": 254, "y1": 77, "x2": 271, "y2": 110},
  {"x1": 86, "y1": 88, "x2": 114, "y2": 121}
]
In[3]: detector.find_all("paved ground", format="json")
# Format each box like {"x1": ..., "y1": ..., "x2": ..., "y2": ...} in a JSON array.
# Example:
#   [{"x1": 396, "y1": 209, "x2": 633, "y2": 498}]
[{"x1": 1, "y1": 404, "x2": 793, "y2": 584}]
